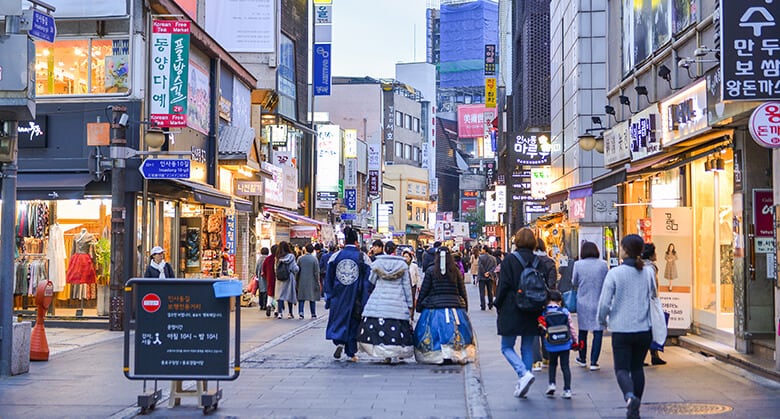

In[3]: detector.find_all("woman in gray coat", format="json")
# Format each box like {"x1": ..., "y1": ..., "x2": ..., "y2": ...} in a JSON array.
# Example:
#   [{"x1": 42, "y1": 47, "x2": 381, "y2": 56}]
[
  {"x1": 357, "y1": 240, "x2": 414, "y2": 362},
  {"x1": 296, "y1": 243, "x2": 321, "y2": 319},
  {"x1": 275, "y1": 241, "x2": 300, "y2": 319},
  {"x1": 571, "y1": 241, "x2": 609, "y2": 370}
]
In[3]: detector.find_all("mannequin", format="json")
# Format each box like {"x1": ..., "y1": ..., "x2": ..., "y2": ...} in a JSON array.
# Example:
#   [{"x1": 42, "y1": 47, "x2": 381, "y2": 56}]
[{"x1": 66, "y1": 228, "x2": 97, "y2": 285}]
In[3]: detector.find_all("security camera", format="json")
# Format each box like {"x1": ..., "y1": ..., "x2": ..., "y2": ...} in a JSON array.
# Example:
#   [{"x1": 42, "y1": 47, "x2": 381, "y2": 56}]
[
  {"x1": 118, "y1": 113, "x2": 130, "y2": 127},
  {"x1": 678, "y1": 58, "x2": 691, "y2": 69}
]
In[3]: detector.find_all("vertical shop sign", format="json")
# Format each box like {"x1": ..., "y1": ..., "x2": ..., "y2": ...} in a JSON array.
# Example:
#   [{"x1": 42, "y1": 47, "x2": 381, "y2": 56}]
[
  {"x1": 484, "y1": 44, "x2": 497, "y2": 75},
  {"x1": 316, "y1": 124, "x2": 340, "y2": 207},
  {"x1": 368, "y1": 135, "x2": 382, "y2": 196},
  {"x1": 313, "y1": 43, "x2": 331, "y2": 96},
  {"x1": 495, "y1": 185, "x2": 506, "y2": 213},
  {"x1": 721, "y1": 1, "x2": 780, "y2": 100},
  {"x1": 651, "y1": 207, "x2": 693, "y2": 330},
  {"x1": 150, "y1": 20, "x2": 190, "y2": 128},
  {"x1": 344, "y1": 158, "x2": 358, "y2": 188},
  {"x1": 225, "y1": 213, "x2": 236, "y2": 274},
  {"x1": 754, "y1": 189, "x2": 774, "y2": 238},
  {"x1": 485, "y1": 77, "x2": 497, "y2": 108}
]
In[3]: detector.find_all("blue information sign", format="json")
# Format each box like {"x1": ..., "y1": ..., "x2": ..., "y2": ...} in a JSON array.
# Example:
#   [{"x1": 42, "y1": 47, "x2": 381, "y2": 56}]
[
  {"x1": 139, "y1": 159, "x2": 191, "y2": 179},
  {"x1": 313, "y1": 43, "x2": 331, "y2": 96},
  {"x1": 340, "y1": 213, "x2": 356, "y2": 221},
  {"x1": 28, "y1": 10, "x2": 56, "y2": 43},
  {"x1": 344, "y1": 188, "x2": 357, "y2": 211}
]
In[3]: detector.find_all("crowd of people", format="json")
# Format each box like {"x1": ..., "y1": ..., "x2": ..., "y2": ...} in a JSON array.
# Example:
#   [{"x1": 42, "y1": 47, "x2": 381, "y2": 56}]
[{"x1": 192, "y1": 225, "x2": 663, "y2": 419}]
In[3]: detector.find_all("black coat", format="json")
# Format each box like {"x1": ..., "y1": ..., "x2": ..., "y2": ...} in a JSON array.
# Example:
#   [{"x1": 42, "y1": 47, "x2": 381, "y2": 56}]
[
  {"x1": 494, "y1": 248, "x2": 556, "y2": 336},
  {"x1": 144, "y1": 263, "x2": 175, "y2": 278},
  {"x1": 416, "y1": 267, "x2": 468, "y2": 312}
]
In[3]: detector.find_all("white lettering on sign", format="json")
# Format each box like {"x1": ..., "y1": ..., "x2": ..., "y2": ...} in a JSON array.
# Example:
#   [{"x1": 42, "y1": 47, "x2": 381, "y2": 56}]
[{"x1": 18, "y1": 122, "x2": 44, "y2": 138}]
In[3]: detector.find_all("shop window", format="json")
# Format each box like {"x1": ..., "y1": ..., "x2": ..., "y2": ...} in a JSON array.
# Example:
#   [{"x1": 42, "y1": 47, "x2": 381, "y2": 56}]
[{"x1": 35, "y1": 38, "x2": 130, "y2": 95}]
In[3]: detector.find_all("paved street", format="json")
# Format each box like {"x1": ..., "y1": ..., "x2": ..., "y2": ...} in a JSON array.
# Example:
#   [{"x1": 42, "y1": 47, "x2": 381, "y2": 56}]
[{"x1": 1, "y1": 283, "x2": 780, "y2": 418}]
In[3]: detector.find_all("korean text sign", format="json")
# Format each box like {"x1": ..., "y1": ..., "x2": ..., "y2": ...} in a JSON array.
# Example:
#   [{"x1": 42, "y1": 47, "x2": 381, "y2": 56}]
[
  {"x1": 721, "y1": 2, "x2": 780, "y2": 100},
  {"x1": 150, "y1": 20, "x2": 190, "y2": 128}
]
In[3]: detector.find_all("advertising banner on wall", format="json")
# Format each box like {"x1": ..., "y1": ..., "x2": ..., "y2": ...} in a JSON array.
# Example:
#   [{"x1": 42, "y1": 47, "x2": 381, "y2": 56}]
[
  {"x1": 457, "y1": 104, "x2": 496, "y2": 138},
  {"x1": 603, "y1": 120, "x2": 630, "y2": 166},
  {"x1": 150, "y1": 20, "x2": 190, "y2": 128},
  {"x1": 651, "y1": 207, "x2": 693, "y2": 330},
  {"x1": 205, "y1": 0, "x2": 275, "y2": 53},
  {"x1": 629, "y1": 104, "x2": 661, "y2": 161},
  {"x1": 316, "y1": 124, "x2": 340, "y2": 207}
]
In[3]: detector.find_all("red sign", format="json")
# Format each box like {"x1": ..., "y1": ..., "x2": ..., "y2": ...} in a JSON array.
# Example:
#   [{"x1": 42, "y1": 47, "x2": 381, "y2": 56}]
[
  {"x1": 457, "y1": 104, "x2": 496, "y2": 138},
  {"x1": 461, "y1": 198, "x2": 477, "y2": 213},
  {"x1": 754, "y1": 189, "x2": 774, "y2": 238},
  {"x1": 141, "y1": 293, "x2": 162, "y2": 313},
  {"x1": 749, "y1": 102, "x2": 780, "y2": 148}
]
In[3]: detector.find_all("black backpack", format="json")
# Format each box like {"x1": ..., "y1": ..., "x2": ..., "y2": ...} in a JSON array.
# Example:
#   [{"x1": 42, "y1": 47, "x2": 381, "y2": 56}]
[
  {"x1": 275, "y1": 259, "x2": 291, "y2": 281},
  {"x1": 543, "y1": 309, "x2": 571, "y2": 345},
  {"x1": 511, "y1": 252, "x2": 548, "y2": 312}
]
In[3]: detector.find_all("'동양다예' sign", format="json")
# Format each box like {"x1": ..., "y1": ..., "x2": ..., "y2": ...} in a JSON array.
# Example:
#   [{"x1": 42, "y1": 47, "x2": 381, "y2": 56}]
[{"x1": 150, "y1": 20, "x2": 190, "y2": 128}]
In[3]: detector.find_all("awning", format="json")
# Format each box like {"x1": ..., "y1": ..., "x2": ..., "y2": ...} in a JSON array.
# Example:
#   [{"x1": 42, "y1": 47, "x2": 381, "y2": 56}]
[
  {"x1": 568, "y1": 182, "x2": 593, "y2": 199},
  {"x1": 593, "y1": 167, "x2": 627, "y2": 192},
  {"x1": 15, "y1": 172, "x2": 96, "y2": 200},
  {"x1": 234, "y1": 197, "x2": 253, "y2": 212},
  {"x1": 263, "y1": 206, "x2": 326, "y2": 226},
  {"x1": 173, "y1": 180, "x2": 232, "y2": 207},
  {"x1": 545, "y1": 189, "x2": 568, "y2": 206},
  {"x1": 290, "y1": 225, "x2": 318, "y2": 239}
]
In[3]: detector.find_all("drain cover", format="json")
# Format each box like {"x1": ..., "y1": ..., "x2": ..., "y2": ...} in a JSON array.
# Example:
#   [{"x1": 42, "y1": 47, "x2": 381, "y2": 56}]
[{"x1": 647, "y1": 402, "x2": 733, "y2": 415}]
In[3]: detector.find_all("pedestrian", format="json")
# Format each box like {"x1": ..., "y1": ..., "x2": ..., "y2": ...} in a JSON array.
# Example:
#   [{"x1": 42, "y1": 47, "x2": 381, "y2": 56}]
[
  {"x1": 641, "y1": 243, "x2": 666, "y2": 366},
  {"x1": 477, "y1": 245, "x2": 497, "y2": 310},
  {"x1": 143, "y1": 246, "x2": 175, "y2": 278},
  {"x1": 357, "y1": 241, "x2": 414, "y2": 363},
  {"x1": 532, "y1": 237, "x2": 559, "y2": 371},
  {"x1": 402, "y1": 249, "x2": 421, "y2": 319},
  {"x1": 369, "y1": 239, "x2": 384, "y2": 262},
  {"x1": 414, "y1": 246, "x2": 476, "y2": 364},
  {"x1": 539, "y1": 290, "x2": 579, "y2": 399},
  {"x1": 571, "y1": 241, "x2": 609, "y2": 371},
  {"x1": 255, "y1": 247, "x2": 270, "y2": 311},
  {"x1": 275, "y1": 241, "x2": 299, "y2": 319},
  {"x1": 469, "y1": 246, "x2": 480, "y2": 285},
  {"x1": 597, "y1": 234, "x2": 655, "y2": 419},
  {"x1": 296, "y1": 243, "x2": 321, "y2": 319},
  {"x1": 495, "y1": 228, "x2": 557, "y2": 398},
  {"x1": 421, "y1": 241, "x2": 441, "y2": 272},
  {"x1": 319, "y1": 244, "x2": 335, "y2": 299},
  {"x1": 453, "y1": 252, "x2": 466, "y2": 277},
  {"x1": 325, "y1": 227, "x2": 372, "y2": 362},
  {"x1": 261, "y1": 244, "x2": 278, "y2": 317}
]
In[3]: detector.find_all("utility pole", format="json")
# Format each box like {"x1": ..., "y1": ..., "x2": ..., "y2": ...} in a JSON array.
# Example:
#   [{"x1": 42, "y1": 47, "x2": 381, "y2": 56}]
[
  {"x1": 109, "y1": 106, "x2": 127, "y2": 331},
  {"x1": 0, "y1": 120, "x2": 19, "y2": 377}
]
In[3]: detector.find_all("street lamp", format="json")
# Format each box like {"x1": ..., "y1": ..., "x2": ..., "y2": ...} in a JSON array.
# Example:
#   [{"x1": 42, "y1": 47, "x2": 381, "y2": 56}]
[{"x1": 578, "y1": 117, "x2": 605, "y2": 153}]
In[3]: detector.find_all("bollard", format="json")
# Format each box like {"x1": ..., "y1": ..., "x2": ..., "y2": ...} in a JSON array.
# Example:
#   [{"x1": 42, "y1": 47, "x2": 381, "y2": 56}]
[{"x1": 30, "y1": 280, "x2": 54, "y2": 361}]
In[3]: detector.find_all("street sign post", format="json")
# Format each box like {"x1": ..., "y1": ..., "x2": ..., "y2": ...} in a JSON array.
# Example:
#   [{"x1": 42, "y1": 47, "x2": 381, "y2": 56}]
[
  {"x1": 139, "y1": 158, "x2": 191, "y2": 179},
  {"x1": 24, "y1": 8, "x2": 56, "y2": 42}
]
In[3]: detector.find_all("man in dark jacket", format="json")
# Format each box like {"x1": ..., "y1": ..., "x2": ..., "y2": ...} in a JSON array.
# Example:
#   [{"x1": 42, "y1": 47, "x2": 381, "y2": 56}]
[
  {"x1": 495, "y1": 228, "x2": 557, "y2": 398},
  {"x1": 477, "y1": 246, "x2": 497, "y2": 310},
  {"x1": 421, "y1": 241, "x2": 441, "y2": 273}
]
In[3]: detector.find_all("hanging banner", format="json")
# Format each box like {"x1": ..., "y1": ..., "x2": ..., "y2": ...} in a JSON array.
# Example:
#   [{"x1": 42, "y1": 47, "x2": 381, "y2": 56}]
[
  {"x1": 651, "y1": 207, "x2": 693, "y2": 331},
  {"x1": 150, "y1": 20, "x2": 190, "y2": 128},
  {"x1": 316, "y1": 124, "x2": 340, "y2": 206},
  {"x1": 485, "y1": 77, "x2": 497, "y2": 108},
  {"x1": 313, "y1": 43, "x2": 331, "y2": 96}
]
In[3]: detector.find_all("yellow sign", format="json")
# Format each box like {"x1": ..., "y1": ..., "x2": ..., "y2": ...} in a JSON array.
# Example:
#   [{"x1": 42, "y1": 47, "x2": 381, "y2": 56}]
[
  {"x1": 313, "y1": 0, "x2": 332, "y2": 3},
  {"x1": 485, "y1": 77, "x2": 497, "y2": 108}
]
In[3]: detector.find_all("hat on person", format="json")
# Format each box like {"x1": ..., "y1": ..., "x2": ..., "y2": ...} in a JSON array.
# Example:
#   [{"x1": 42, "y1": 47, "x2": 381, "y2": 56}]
[{"x1": 151, "y1": 246, "x2": 165, "y2": 255}]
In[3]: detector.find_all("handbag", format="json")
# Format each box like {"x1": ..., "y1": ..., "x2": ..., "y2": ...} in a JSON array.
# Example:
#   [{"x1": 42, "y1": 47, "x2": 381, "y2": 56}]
[
  {"x1": 647, "y1": 270, "x2": 668, "y2": 347},
  {"x1": 563, "y1": 289, "x2": 577, "y2": 313}
]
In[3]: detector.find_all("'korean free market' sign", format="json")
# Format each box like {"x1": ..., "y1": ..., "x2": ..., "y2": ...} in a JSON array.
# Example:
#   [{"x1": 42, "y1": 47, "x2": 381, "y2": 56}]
[{"x1": 150, "y1": 20, "x2": 190, "y2": 128}]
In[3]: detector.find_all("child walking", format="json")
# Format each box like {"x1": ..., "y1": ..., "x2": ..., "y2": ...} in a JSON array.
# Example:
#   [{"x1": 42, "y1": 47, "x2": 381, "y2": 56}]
[{"x1": 538, "y1": 290, "x2": 580, "y2": 399}]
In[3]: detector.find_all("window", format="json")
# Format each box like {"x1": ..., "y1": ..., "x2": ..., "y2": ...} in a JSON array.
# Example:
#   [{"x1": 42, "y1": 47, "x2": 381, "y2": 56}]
[
  {"x1": 404, "y1": 144, "x2": 411, "y2": 160},
  {"x1": 413, "y1": 147, "x2": 420, "y2": 161},
  {"x1": 396, "y1": 111, "x2": 403, "y2": 127},
  {"x1": 413, "y1": 117, "x2": 420, "y2": 132},
  {"x1": 415, "y1": 207, "x2": 421, "y2": 221},
  {"x1": 407, "y1": 202, "x2": 413, "y2": 221},
  {"x1": 395, "y1": 142, "x2": 403, "y2": 157},
  {"x1": 35, "y1": 38, "x2": 130, "y2": 95},
  {"x1": 404, "y1": 114, "x2": 412, "y2": 129}
]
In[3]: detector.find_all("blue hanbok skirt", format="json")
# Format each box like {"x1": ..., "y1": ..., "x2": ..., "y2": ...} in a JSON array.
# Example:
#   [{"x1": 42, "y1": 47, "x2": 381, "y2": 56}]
[{"x1": 413, "y1": 307, "x2": 476, "y2": 364}]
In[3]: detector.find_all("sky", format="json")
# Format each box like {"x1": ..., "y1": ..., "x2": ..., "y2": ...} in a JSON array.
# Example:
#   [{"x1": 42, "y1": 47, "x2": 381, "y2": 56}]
[{"x1": 326, "y1": 0, "x2": 430, "y2": 79}]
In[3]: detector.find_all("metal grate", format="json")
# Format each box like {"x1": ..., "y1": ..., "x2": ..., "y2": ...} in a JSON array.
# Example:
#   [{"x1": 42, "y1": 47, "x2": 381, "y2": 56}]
[{"x1": 644, "y1": 402, "x2": 734, "y2": 416}]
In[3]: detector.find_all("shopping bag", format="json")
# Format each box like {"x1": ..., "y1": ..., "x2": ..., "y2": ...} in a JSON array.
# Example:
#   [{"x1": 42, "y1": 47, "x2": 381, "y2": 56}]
[
  {"x1": 563, "y1": 289, "x2": 577, "y2": 313},
  {"x1": 648, "y1": 271, "x2": 668, "y2": 347},
  {"x1": 650, "y1": 311, "x2": 670, "y2": 351}
]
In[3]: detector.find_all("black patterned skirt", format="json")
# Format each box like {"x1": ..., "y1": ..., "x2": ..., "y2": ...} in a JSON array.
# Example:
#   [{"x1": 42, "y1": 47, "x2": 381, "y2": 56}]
[{"x1": 357, "y1": 316, "x2": 415, "y2": 359}]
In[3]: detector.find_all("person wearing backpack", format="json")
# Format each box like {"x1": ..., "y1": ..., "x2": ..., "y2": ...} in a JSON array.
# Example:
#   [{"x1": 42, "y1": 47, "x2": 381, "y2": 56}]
[
  {"x1": 274, "y1": 241, "x2": 300, "y2": 319},
  {"x1": 531, "y1": 238, "x2": 559, "y2": 371},
  {"x1": 537, "y1": 290, "x2": 580, "y2": 399},
  {"x1": 495, "y1": 228, "x2": 557, "y2": 398}
]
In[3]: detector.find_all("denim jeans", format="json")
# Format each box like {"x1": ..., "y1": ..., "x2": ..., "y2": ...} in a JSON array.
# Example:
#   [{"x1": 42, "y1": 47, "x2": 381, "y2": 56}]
[
  {"x1": 298, "y1": 301, "x2": 316, "y2": 317},
  {"x1": 501, "y1": 335, "x2": 536, "y2": 378},
  {"x1": 578, "y1": 329, "x2": 604, "y2": 365}
]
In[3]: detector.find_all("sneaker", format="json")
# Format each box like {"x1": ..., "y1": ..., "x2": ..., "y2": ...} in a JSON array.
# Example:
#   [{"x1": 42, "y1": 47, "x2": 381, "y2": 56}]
[
  {"x1": 347, "y1": 355, "x2": 359, "y2": 362},
  {"x1": 514, "y1": 371, "x2": 535, "y2": 398},
  {"x1": 287, "y1": 314, "x2": 294, "y2": 319},
  {"x1": 626, "y1": 395, "x2": 641, "y2": 419},
  {"x1": 575, "y1": 357, "x2": 588, "y2": 367},
  {"x1": 562, "y1": 389, "x2": 572, "y2": 399},
  {"x1": 542, "y1": 359, "x2": 549, "y2": 368},
  {"x1": 545, "y1": 383, "x2": 556, "y2": 397},
  {"x1": 299, "y1": 313, "x2": 304, "y2": 320},
  {"x1": 311, "y1": 314, "x2": 317, "y2": 319},
  {"x1": 265, "y1": 307, "x2": 272, "y2": 317},
  {"x1": 333, "y1": 345, "x2": 344, "y2": 359},
  {"x1": 651, "y1": 357, "x2": 667, "y2": 365},
  {"x1": 532, "y1": 361, "x2": 543, "y2": 372},
  {"x1": 589, "y1": 363, "x2": 601, "y2": 371}
]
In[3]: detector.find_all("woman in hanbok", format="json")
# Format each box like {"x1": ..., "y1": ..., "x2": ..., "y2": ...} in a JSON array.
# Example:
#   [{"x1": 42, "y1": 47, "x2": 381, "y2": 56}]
[
  {"x1": 414, "y1": 246, "x2": 476, "y2": 364},
  {"x1": 357, "y1": 241, "x2": 415, "y2": 362}
]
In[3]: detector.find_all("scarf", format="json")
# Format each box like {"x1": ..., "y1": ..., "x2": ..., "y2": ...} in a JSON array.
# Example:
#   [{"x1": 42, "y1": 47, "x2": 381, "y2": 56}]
[{"x1": 150, "y1": 260, "x2": 167, "y2": 278}]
